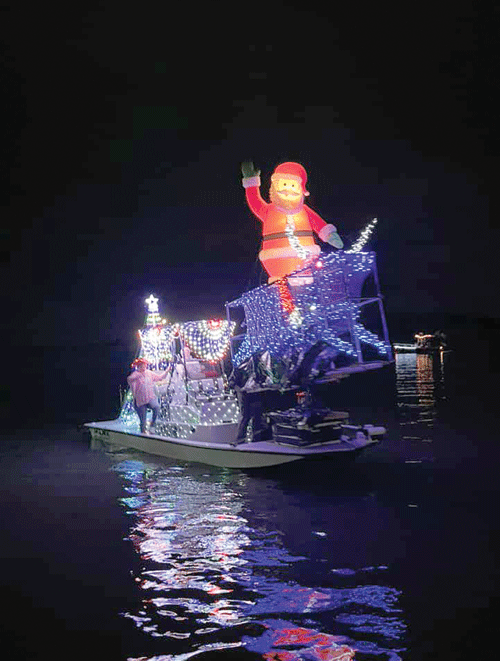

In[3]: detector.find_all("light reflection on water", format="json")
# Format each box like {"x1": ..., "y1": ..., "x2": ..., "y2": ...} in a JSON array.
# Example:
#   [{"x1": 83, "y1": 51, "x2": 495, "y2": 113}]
[
  {"x1": 109, "y1": 458, "x2": 407, "y2": 660},
  {"x1": 393, "y1": 352, "x2": 450, "y2": 465},
  {"x1": 92, "y1": 353, "x2": 459, "y2": 659},
  {"x1": 395, "y1": 352, "x2": 447, "y2": 428}
]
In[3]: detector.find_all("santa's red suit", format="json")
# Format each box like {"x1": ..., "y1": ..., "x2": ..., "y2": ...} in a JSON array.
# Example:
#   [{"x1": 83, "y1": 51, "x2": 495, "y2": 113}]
[{"x1": 242, "y1": 162, "x2": 343, "y2": 283}]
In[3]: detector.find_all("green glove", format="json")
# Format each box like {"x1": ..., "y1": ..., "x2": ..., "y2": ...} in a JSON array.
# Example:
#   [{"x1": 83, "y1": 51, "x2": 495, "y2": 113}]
[
  {"x1": 327, "y1": 232, "x2": 344, "y2": 249},
  {"x1": 241, "y1": 161, "x2": 260, "y2": 179}
]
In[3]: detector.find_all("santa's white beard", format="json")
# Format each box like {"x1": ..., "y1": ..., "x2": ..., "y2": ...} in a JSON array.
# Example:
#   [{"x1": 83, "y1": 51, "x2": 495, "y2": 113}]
[{"x1": 269, "y1": 187, "x2": 304, "y2": 213}]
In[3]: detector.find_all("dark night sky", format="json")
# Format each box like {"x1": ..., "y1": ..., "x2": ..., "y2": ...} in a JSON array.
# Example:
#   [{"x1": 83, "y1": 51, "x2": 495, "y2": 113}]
[{"x1": 2, "y1": 2, "x2": 497, "y2": 351}]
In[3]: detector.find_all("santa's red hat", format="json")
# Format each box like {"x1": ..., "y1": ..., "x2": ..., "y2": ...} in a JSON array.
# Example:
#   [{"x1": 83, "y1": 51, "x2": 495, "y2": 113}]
[{"x1": 271, "y1": 162, "x2": 310, "y2": 195}]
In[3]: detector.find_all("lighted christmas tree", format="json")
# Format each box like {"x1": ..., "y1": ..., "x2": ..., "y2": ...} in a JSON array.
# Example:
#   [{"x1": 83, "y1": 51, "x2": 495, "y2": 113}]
[{"x1": 138, "y1": 294, "x2": 176, "y2": 369}]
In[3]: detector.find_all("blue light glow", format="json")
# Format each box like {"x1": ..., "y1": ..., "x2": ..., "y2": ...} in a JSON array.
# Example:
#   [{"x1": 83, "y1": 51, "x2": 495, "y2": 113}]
[{"x1": 228, "y1": 251, "x2": 389, "y2": 366}]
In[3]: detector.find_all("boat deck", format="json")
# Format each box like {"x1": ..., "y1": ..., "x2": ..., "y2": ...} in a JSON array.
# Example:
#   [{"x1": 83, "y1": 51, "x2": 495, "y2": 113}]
[{"x1": 85, "y1": 418, "x2": 379, "y2": 468}]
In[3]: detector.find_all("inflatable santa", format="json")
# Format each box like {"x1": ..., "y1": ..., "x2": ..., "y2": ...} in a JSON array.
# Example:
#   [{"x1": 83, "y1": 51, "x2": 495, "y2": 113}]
[{"x1": 242, "y1": 161, "x2": 343, "y2": 284}]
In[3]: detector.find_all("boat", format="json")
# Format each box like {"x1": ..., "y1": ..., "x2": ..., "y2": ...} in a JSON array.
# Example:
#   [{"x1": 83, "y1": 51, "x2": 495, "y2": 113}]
[
  {"x1": 85, "y1": 250, "x2": 393, "y2": 468},
  {"x1": 394, "y1": 331, "x2": 449, "y2": 354},
  {"x1": 392, "y1": 342, "x2": 418, "y2": 353}
]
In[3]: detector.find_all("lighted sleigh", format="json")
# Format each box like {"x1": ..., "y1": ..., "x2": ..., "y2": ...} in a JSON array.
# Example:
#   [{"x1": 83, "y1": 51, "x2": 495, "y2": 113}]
[{"x1": 227, "y1": 249, "x2": 393, "y2": 383}]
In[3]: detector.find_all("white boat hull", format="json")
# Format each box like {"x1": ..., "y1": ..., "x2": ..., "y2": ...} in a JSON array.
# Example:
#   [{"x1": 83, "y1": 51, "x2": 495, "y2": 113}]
[
  {"x1": 85, "y1": 419, "x2": 382, "y2": 469},
  {"x1": 393, "y1": 343, "x2": 417, "y2": 353}
]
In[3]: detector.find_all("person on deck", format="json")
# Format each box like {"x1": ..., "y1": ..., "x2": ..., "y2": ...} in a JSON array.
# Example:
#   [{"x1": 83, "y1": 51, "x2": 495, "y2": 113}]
[
  {"x1": 229, "y1": 357, "x2": 266, "y2": 445},
  {"x1": 232, "y1": 383, "x2": 263, "y2": 445},
  {"x1": 127, "y1": 357, "x2": 169, "y2": 434}
]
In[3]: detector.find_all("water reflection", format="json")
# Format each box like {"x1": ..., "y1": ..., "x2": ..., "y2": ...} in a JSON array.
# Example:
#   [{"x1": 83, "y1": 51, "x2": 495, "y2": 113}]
[
  {"x1": 395, "y1": 351, "x2": 447, "y2": 428},
  {"x1": 108, "y1": 457, "x2": 407, "y2": 660}
]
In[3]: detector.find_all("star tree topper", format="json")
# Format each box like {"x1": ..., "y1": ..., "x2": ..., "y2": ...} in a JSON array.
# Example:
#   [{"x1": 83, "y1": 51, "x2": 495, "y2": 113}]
[{"x1": 145, "y1": 294, "x2": 159, "y2": 313}]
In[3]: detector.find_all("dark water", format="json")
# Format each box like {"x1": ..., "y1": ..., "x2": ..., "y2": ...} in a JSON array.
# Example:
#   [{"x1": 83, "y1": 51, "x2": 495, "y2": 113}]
[{"x1": 1, "y1": 339, "x2": 499, "y2": 660}]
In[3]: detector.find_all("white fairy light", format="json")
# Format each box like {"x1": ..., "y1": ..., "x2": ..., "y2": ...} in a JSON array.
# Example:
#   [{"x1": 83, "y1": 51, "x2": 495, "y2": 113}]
[
  {"x1": 180, "y1": 320, "x2": 236, "y2": 363},
  {"x1": 229, "y1": 251, "x2": 387, "y2": 366},
  {"x1": 285, "y1": 215, "x2": 309, "y2": 259},
  {"x1": 346, "y1": 218, "x2": 378, "y2": 253}
]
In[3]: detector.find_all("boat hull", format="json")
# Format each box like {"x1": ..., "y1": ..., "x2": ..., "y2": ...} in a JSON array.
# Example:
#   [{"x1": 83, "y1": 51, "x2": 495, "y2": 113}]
[
  {"x1": 393, "y1": 344, "x2": 417, "y2": 353},
  {"x1": 393, "y1": 346, "x2": 451, "y2": 354},
  {"x1": 84, "y1": 419, "x2": 381, "y2": 469}
]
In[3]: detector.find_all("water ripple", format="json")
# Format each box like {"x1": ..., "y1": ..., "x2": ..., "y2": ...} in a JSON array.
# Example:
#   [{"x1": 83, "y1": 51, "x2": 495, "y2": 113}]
[
  {"x1": 395, "y1": 352, "x2": 447, "y2": 429},
  {"x1": 111, "y1": 459, "x2": 407, "y2": 660}
]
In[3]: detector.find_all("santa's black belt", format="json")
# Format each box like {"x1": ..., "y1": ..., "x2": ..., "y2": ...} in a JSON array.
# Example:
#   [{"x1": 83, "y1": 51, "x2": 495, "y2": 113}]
[{"x1": 262, "y1": 230, "x2": 313, "y2": 241}]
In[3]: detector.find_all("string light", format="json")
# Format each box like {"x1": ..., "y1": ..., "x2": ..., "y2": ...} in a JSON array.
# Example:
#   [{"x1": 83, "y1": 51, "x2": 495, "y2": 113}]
[
  {"x1": 139, "y1": 319, "x2": 236, "y2": 366},
  {"x1": 285, "y1": 214, "x2": 309, "y2": 260},
  {"x1": 228, "y1": 251, "x2": 389, "y2": 366},
  {"x1": 120, "y1": 253, "x2": 391, "y2": 437},
  {"x1": 120, "y1": 303, "x2": 239, "y2": 433},
  {"x1": 139, "y1": 295, "x2": 236, "y2": 365},
  {"x1": 288, "y1": 308, "x2": 303, "y2": 328},
  {"x1": 139, "y1": 323, "x2": 178, "y2": 367},
  {"x1": 346, "y1": 218, "x2": 378, "y2": 253},
  {"x1": 180, "y1": 320, "x2": 236, "y2": 363},
  {"x1": 144, "y1": 294, "x2": 163, "y2": 326},
  {"x1": 276, "y1": 278, "x2": 295, "y2": 315}
]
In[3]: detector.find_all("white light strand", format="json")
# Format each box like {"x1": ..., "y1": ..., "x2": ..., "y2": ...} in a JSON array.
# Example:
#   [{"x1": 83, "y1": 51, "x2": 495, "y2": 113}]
[
  {"x1": 230, "y1": 252, "x2": 387, "y2": 366},
  {"x1": 180, "y1": 320, "x2": 236, "y2": 363},
  {"x1": 346, "y1": 218, "x2": 378, "y2": 253},
  {"x1": 285, "y1": 215, "x2": 309, "y2": 259},
  {"x1": 139, "y1": 324, "x2": 178, "y2": 365}
]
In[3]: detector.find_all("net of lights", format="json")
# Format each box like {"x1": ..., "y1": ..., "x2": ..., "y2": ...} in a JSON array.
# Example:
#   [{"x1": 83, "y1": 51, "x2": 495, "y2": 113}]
[
  {"x1": 317, "y1": 250, "x2": 375, "y2": 275},
  {"x1": 354, "y1": 323, "x2": 391, "y2": 356},
  {"x1": 232, "y1": 304, "x2": 389, "y2": 365},
  {"x1": 146, "y1": 311, "x2": 162, "y2": 326},
  {"x1": 345, "y1": 218, "x2": 378, "y2": 253},
  {"x1": 191, "y1": 398, "x2": 240, "y2": 426},
  {"x1": 320, "y1": 329, "x2": 357, "y2": 356},
  {"x1": 138, "y1": 323, "x2": 179, "y2": 366},
  {"x1": 180, "y1": 319, "x2": 236, "y2": 363},
  {"x1": 230, "y1": 255, "x2": 388, "y2": 366},
  {"x1": 231, "y1": 297, "x2": 355, "y2": 365},
  {"x1": 119, "y1": 390, "x2": 139, "y2": 426}
]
